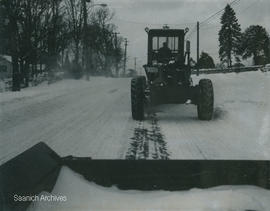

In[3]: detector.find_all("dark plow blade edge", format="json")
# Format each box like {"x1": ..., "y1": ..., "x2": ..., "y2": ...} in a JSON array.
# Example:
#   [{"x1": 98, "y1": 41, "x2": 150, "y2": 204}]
[{"x1": 1, "y1": 142, "x2": 270, "y2": 211}]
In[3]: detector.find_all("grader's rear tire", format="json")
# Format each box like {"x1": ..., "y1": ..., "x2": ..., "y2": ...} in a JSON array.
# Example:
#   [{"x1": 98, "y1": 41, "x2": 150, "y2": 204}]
[
  {"x1": 197, "y1": 79, "x2": 214, "y2": 120},
  {"x1": 131, "y1": 76, "x2": 146, "y2": 120}
]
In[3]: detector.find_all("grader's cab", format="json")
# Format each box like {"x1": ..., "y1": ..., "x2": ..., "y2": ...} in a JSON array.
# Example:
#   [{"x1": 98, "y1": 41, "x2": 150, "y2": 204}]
[
  {"x1": 131, "y1": 26, "x2": 214, "y2": 121},
  {"x1": 147, "y1": 28, "x2": 185, "y2": 65}
]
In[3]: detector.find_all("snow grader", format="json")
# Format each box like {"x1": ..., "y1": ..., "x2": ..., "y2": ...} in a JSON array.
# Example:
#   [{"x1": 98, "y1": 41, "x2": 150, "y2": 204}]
[{"x1": 131, "y1": 26, "x2": 214, "y2": 120}]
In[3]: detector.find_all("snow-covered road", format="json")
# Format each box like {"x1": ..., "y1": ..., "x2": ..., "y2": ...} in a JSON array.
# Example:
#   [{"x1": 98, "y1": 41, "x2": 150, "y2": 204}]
[
  {"x1": 160, "y1": 71, "x2": 270, "y2": 159},
  {"x1": 0, "y1": 71, "x2": 270, "y2": 164}
]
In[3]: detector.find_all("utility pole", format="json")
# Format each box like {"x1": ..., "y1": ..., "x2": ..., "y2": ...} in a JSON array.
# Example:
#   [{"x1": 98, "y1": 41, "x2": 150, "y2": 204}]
[
  {"x1": 9, "y1": 19, "x2": 20, "y2": 91},
  {"x1": 197, "y1": 21, "x2": 200, "y2": 76},
  {"x1": 82, "y1": 0, "x2": 90, "y2": 80},
  {"x1": 134, "y1": 57, "x2": 137, "y2": 72},
  {"x1": 114, "y1": 32, "x2": 120, "y2": 77},
  {"x1": 123, "y1": 38, "x2": 128, "y2": 76}
]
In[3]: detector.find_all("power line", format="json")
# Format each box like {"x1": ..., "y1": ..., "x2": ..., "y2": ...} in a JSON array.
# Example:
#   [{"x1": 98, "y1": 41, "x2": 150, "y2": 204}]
[
  {"x1": 237, "y1": 0, "x2": 257, "y2": 15},
  {"x1": 200, "y1": 24, "x2": 220, "y2": 31},
  {"x1": 200, "y1": 0, "x2": 241, "y2": 27},
  {"x1": 185, "y1": 0, "x2": 241, "y2": 40},
  {"x1": 199, "y1": 0, "x2": 259, "y2": 59},
  {"x1": 200, "y1": 0, "x2": 257, "y2": 30},
  {"x1": 114, "y1": 17, "x2": 196, "y2": 27}
]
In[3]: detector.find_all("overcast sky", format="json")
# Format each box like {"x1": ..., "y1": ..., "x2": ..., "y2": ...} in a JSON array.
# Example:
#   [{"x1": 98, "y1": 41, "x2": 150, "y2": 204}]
[{"x1": 97, "y1": 0, "x2": 270, "y2": 69}]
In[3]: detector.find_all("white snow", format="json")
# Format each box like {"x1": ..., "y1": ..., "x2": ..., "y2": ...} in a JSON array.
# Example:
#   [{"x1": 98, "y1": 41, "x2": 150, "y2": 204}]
[
  {"x1": 0, "y1": 71, "x2": 270, "y2": 164},
  {"x1": 28, "y1": 166, "x2": 270, "y2": 211},
  {"x1": 1, "y1": 72, "x2": 269, "y2": 210},
  {"x1": 0, "y1": 77, "x2": 134, "y2": 164},
  {"x1": 158, "y1": 71, "x2": 270, "y2": 159}
]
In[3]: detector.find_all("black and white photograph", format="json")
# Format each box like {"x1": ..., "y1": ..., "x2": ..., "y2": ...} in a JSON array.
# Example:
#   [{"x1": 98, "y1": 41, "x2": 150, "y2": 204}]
[{"x1": 0, "y1": 0, "x2": 270, "y2": 210}]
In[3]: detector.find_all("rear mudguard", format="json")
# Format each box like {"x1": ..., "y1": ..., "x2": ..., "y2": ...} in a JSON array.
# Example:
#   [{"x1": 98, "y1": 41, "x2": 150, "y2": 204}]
[{"x1": 1, "y1": 142, "x2": 270, "y2": 210}]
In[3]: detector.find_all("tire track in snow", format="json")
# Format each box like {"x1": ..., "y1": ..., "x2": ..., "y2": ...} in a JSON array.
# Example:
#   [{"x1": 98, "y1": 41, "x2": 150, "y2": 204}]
[{"x1": 125, "y1": 113, "x2": 170, "y2": 160}]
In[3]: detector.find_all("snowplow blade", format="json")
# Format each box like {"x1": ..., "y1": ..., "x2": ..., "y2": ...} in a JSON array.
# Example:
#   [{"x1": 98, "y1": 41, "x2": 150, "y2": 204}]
[
  {"x1": 1, "y1": 142, "x2": 270, "y2": 211},
  {"x1": 0, "y1": 143, "x2": 62, "y2": 211},
  {"x1": 63, "y1": 156, "x2": 270, "y2": 191}
]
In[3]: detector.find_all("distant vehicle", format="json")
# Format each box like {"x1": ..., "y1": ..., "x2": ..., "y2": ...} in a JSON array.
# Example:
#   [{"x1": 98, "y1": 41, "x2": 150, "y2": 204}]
[
  {"x1": 263, "y1": 64, "x2": 270, "y2": 72},
  {"x1": 126, "y1": 69, "x2": 137, "y2": 77},
  {"x1": 131, "y1": 26, "x2": 214, "y2": 121},
  {"x1": 233, "y1": 63, "x2": 245, "y2": 68}
]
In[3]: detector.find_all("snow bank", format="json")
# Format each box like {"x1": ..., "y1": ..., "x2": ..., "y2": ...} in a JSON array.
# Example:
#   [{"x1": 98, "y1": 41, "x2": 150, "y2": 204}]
[
  {"x1": 0, "y1": 79, "x2": 89, "y2": 104},
  {"x1": 28, "y1": 166, "x2": 270, "y2": 211}
]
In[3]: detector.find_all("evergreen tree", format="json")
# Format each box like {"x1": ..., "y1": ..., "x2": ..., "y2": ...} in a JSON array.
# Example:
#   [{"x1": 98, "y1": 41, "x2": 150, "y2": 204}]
[
  {"x1": 218, "y1": 4, "x2": 242, "y2": 67},
  {"x1": 240, "y1": 25, "x2": 270, "y2": 65}
]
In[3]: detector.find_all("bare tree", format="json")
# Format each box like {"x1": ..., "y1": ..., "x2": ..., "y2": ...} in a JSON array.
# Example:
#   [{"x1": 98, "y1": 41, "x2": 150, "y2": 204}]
[
  {"x1": 89, "y1": 7, "x2": 123, "y2": 76},
  {"x1": 65, "y1": 0, "x2": 83, "y2": 77},
  {"x1": 17, "y1": 0, "x2": 49, "y2": 87},
  {"x1": 0, "y1": 0, "x2": 22, "y2": 91},
  {"x1": 0, "y1": 0, "x2": 124, "y2": 86}
]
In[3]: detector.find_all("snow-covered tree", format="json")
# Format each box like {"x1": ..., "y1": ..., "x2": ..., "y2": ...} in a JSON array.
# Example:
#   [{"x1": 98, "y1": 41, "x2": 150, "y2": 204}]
[
  {"x1": 240, "y1": 25, "x2": 270, "y2": 65},
  {"x1": 218, "y1": 4, "x2": 242, "y2": 67}
]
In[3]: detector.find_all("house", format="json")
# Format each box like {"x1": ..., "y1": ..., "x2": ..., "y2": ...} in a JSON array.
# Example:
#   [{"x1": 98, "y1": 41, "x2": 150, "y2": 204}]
[{"x1": 0, "y1": 55, "x2": 12, "y2": 79}]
